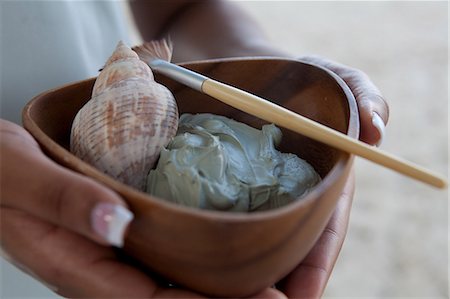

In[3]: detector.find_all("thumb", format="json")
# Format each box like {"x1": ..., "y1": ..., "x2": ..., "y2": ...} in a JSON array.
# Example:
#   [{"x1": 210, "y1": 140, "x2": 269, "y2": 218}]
[{"x1": 0, "y1": 120, "x2": 133, "y2": 247}]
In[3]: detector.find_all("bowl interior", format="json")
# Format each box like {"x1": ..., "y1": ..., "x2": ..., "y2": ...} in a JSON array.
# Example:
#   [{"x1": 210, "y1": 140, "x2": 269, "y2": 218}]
[{"x1": 24, "y1": 58, "x2": 358, "y2": 182}]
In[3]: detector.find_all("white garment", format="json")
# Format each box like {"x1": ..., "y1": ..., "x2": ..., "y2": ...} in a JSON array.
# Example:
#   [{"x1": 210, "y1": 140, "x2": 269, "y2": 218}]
[
  {"x1": 0, "y1": 1, "x2": 139, "y2": 297},
  {"x1": 0, "y1": 0, "x2": 138, "y2": 124}
]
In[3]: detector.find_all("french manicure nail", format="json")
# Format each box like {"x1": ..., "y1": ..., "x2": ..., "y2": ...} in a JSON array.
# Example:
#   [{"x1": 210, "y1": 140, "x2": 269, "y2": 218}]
[
  {"x1": 372, "y1": 112, "x2": 385, "y2": 147},
  {"x1": 91, "y1": 203, "x2": 134, "y2": 247}
]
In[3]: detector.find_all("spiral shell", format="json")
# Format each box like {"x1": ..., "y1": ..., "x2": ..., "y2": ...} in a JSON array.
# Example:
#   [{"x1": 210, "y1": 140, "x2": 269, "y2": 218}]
[{"x1": 70, "y1": 41, "x2": 178, "y2": 191}]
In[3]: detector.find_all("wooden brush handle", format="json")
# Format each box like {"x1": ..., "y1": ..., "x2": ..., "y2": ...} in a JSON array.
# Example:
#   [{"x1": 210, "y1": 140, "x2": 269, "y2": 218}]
[{"x1": 202, "y1": 79, "x2": 447, "y2": 189}]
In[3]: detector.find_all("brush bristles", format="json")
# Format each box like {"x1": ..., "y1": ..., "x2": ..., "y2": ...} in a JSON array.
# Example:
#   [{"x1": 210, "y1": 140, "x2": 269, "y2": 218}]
[{"x1": 133, "y1": 39, "x2": 173, "y2": 63}]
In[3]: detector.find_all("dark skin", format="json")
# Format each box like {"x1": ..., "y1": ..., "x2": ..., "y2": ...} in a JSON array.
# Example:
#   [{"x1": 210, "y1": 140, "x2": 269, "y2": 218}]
[{"x1": 0, "y1": 1, "x2": 388, "y2": 297}]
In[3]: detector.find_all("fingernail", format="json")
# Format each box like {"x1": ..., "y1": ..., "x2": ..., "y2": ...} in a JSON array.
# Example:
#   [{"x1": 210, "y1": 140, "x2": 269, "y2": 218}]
[
  {"x1": 372, "y1": 112, "x2": 385, "y2": 147},
  {"x1": 91, "y1": 203, "x2": 134, "y2": 247}
]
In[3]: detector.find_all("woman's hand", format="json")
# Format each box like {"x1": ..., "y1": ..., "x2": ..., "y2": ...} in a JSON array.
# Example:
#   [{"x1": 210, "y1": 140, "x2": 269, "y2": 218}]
[
  {"x1": 274, "y1": 54, "x2": 388, "y2": 298},
  {"x1": 276, "y1": 171, "x2": 355, "y2": 298},
  {"x1": 300, "y1": 55, "x2": 389, "y2": 146},
  {"x1": 274, "y1": 56, "x2": 388, "y2": 298},
  {"x1": 0, "y1": 119, "x2": 286, "y2": 298}
]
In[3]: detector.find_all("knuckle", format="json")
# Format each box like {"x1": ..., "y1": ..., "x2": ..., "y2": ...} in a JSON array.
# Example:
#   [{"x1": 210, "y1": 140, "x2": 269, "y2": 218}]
[
  {"x1": 44, "y1": 170, "x2": 90, "y2": 227},
  {"x1": 46, "y1": 179, "x2": 68, "y2": 225}
]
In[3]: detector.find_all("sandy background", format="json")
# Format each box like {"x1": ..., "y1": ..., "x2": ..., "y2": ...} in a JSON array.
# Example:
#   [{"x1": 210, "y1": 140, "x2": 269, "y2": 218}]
[{"x1": 1, "y1": 1, "x2": 448, "y2": 298}]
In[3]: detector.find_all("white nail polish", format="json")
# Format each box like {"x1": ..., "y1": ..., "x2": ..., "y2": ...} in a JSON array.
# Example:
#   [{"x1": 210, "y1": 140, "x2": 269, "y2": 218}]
[
  {"x1": 372, "y1": 112, "x2": 385, "y2": 147},
  {"x1": 91, "y1": 203, "x2": 134, "y2": 247}
]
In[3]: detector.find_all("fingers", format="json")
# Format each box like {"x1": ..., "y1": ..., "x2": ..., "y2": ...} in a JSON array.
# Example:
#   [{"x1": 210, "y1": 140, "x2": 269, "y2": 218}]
[
  {"x1": 0, "y1": 120, "x2": 133, "y2": 247},
  {"x1": 1, "y1": 208, "x2": 205, "y2": 298},
  {"x1": 0, "y1": 122, "x2": 205, "y2": 297},
  {"x1": 300, "y1": 55, "x2": 389, "y2": 146},
  {"x1": 277, "y1": 172, "x2": 355, "y2": 298},
  {"x1": 251, "y1": 288, "x2": 288, "y2": 299}
]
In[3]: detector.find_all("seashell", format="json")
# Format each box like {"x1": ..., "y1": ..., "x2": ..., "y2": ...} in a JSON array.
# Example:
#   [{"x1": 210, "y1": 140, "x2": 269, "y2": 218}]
[{"x1": 70, "y1": 41, "x2": 178, "y2": 191}]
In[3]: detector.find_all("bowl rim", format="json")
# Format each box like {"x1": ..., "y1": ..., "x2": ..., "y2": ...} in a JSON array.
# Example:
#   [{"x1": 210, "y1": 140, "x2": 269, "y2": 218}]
[{"x1": 22, "y1": 57, "x2": 359, "y2": 222}]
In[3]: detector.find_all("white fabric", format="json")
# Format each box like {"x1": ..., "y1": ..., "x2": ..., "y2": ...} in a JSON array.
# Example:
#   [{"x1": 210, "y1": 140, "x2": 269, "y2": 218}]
[{"x1": 1, "y1": 0, "x2": 137, "y2": 124}]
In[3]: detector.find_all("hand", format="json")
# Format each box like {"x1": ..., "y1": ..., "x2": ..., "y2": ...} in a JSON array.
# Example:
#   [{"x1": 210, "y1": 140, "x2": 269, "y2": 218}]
[
  {"x1": 300, "y1": 55, "x2": 389, "y2": 146},
  {"x1": 276, "y1": 171, "x2": 355, "y2": 298},
  {"x1": 0, "y1": 119, "x2": 286, "y2": 298},
  {"x1": 274, "y1": 56, "x2": 389, "y2": 298}
]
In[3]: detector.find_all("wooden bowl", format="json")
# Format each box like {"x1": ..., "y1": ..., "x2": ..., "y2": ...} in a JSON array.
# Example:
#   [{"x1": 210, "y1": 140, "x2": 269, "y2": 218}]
[{"x1": 23, "y1": 57, "x2": 359, "y2": 297}]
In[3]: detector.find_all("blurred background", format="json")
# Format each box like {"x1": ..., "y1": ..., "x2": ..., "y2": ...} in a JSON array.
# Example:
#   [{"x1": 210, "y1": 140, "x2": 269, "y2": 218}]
[{"x1": 1, "y1": 1, "x2": 448, "y2": 298}]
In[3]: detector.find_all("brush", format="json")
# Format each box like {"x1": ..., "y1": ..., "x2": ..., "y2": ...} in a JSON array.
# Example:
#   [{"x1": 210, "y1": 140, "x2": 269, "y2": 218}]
[{"x1": 133, "y1": 40, "x2": 447, "y2": 189}]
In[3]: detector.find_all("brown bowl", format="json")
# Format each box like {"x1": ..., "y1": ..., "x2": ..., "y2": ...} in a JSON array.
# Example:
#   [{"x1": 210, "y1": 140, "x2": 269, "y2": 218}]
[{"x1": 23, "y1": 57, "x2": 359, "y2": 297}]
